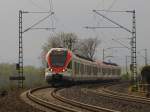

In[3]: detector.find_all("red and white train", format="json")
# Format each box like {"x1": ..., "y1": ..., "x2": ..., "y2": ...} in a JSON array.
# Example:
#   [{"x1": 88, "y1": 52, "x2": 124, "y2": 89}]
[{"x1": 45, "y1": 48, "x2": 121, "y2": 85}]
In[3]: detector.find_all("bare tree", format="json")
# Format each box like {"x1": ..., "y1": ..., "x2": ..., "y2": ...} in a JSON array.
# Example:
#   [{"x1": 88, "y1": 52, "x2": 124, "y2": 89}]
[
  {"x1": 42, "y1": 32, "x2": 78, "y2": 53},
  {"x1": 78, "y1": 37, "x2": 100, "y2": 60}
]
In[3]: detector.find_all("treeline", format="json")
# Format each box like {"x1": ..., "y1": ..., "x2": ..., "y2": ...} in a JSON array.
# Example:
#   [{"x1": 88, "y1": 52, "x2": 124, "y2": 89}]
[{"x1": 0, "y1": 63, "x2": 46, "y2": 90}]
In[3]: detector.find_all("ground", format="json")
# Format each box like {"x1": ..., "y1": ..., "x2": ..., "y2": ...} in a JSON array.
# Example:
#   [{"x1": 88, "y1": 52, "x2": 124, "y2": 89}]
[{"x1": 0, "y1": 89, "x2": 42, "y2": 112}]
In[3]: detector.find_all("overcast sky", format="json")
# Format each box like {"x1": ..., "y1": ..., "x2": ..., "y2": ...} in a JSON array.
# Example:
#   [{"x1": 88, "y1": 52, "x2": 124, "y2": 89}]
[{"x1": 0, "y1": 0, "x2": 149, "y2": 67}]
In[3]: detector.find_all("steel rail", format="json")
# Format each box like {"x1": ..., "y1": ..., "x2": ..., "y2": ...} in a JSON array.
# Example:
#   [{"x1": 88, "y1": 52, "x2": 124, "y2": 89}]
[
  {"x1": 101, "y1": 88, "x2": 150, "y2": 104},
  {"x1": 52, "y1": 88, "x2": 120, "y2": 112},
  {"x1": 87, "y1": 83, "x2": 150, "y2": 105},
  {"x1": 26, "y1": 86, "x2": 120, "y2": 112},
  {"x1": 26, "y1": 86, "x2": 80, "y2": 112}
]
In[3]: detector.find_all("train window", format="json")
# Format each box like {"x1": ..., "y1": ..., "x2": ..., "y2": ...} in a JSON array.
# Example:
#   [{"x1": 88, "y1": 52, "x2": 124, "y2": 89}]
[
  {"x1": 98, "y1": 67, "x2": 101, "y2": 75},
  {"x1": 105, "y1": 68, "x2": 107, "y2": 75},
  {"x1": 96, "y1": 67, "x2": 98, "y2": 75},
  {"x1": 118, "y1": 69, "x2": 121, "y2": 75},
  {"x1": 67, "y1": 61, "x2": 72, "y2": 69},
  {"x1": 87, "y1": 65, "x2": 89, "y2": 75},
  {"x1": 90, "y1": 66, "x2": 92, "y2": 75},
  {"x1": 84, "y1": 65, "x2": 87, "y2": 74},
  {"x1": 86, "y1": 65, "x2": 88, "y2": 75},
  {"x1": 93, "y1": 66, "x2": 98, "y2": 75},
  {"x1": 102, "y1": 68, "x2": 106, "y2": 75},
  {"x1": 92, "y1": 66, "x2": 95, "y2": 75},
  {"x1": 110, "y1": 69, "x2": 112, "y2": 75},
  {"x1": 102, "y1": 68, "x2": 104, "y2": 75},
  {"x1": 106, "y1": 68, "x2": 108, "y2": 75},
  {"x1": 75, "y1": 62, "x2": 79, "y2": 75},
  {"x1": 77, "y1": 63, "x2": 80, "y2": 75},
  {"x1": 111, "y1": 69, "x2": 113, "y2": 75},
  {"x1": 112, "y1": 69, "x2": 115, "y2": 75},
  {"x1": 106, "y1": 68, "x2": 109, "y2": 75},
  {"x1": 87, "y1": 65, "x2": 91, "y2": 75},
  {"x1": 74, "y1": 62, "x2": 77, "y2": 74},
  {"x1": 80, "y1": 64, "x2": 84, "y2": 75},
  {"x1": 107, "y1": 68, "x2": 110, "y2": 75},
  {"x1": 50, "y1": 50, "x2": 67, "y2": 67},
  {"x1": 115, "y1": 69, "x2": 117, "y2": 75},
  {"x1": 116, "y1": 69, "x2": 118, "y2": 75},
  {"x1": 78, "y1": 63, "x2": 80, "y2": 74}
]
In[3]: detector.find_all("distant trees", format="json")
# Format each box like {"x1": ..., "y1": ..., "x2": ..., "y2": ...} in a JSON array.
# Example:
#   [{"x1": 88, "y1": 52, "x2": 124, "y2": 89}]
[
  {"x1": 141, "y1": 65, "x2": 150, "y2": 83},
  {"x1": 78, "y1": 37, "x2": 100, "y2": 60},
  {"x1": 0, "y1": 63, "x2": 17, "y2": 76},
  {"x1": 0, "y1": 63, "x2": 45, "y2": 90},
  {"x1": 42, "y1": 32, "x2": 78, "y2": 54},
  {"x1": 41, "y1": 32, "x2": 79, "y2": 65},
  {"x1": 41, "y1": 32, "x2": 100, "y2": 65}
]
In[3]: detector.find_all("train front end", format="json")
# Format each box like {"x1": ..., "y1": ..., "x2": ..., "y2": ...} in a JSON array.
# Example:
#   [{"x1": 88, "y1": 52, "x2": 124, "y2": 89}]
[{"x1": 45, "y1": 48, "x2": 72, "y2": 84}]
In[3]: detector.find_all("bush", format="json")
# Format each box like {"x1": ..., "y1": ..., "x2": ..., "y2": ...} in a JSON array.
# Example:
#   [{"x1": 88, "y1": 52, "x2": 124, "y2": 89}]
[
  {"x1": 121, "y1": 73, "x2": 130, "y2": 80},
  {"x1": 141, "y1": 65, "x2": 150, "y2": 83},
  {"x1": 131, "y1": 85, "x2": 138, "y2": 92},
  {"x1": 0, "y1": 63, "x2": 46, "y2": 90}
]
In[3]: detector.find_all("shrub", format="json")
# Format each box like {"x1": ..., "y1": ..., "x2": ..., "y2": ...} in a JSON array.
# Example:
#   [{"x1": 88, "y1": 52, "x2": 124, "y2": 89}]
[{"x1": 141, "y1": 65, "x2": 150, "y2": 83}]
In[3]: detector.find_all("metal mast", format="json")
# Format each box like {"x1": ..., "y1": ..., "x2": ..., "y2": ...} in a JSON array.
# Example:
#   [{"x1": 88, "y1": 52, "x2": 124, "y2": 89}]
[
  {"x1": 131, "y1": 10, "x2": 137, "y2": 83},
  {"x1": 18, "y1": 10, "x2": 24, "y2": 88},
  {"x1": 86, "y1": 10, "x2": 137, "y2": 84}
]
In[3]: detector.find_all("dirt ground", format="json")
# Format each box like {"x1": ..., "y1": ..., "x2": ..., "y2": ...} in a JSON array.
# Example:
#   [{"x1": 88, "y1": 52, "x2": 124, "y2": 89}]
[{"x1": 0, "y1": 89, "x2": 42, "y2": 112}]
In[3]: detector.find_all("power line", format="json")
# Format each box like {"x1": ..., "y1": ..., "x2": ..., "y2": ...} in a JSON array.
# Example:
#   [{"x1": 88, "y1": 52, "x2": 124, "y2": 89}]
[
  {"x1": 29, "y1": 0, "x2": 47, "y2": 10},
  {"x1": 93, "y1": 10, "x2": 132, "y2": 33},
  {"x1": 107, "y1": 0, "x2": 118, "y2": 10},
  {"x1": 23, "y1": 12, "x2": 54, "y2": 33},
  {"x1": 112, "y1": 38, "x2": 130, "y2": 50}
]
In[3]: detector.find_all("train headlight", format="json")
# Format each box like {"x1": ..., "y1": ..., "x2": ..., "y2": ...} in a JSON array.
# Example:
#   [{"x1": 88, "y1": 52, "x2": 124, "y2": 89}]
[
  {"x1": 50, "y1": 69, "x2": 53, "y2": 72},
  {"x1": 62, "y1": 69, "x2": 65, "y2": 72}
]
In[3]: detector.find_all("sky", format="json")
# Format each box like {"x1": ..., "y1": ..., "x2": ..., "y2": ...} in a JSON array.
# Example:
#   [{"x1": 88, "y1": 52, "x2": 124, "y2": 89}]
[{"x1": 0, "y1": 0, "x2": 150, "y2": 68}]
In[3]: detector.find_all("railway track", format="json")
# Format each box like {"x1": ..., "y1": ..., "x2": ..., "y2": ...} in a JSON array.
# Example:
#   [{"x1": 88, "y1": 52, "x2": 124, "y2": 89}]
[
  {"x1": 26, "y1": 86, "x2": 120, "y2": 112},
  {"x1": 94, "y1": 82, "x2": 150, "y2": 104},
  {"x1": 100, "y1": 87, "x2": 150, "y2": 105},
  {"x1": 80, "y1": 83, "x2": 150, "y2": 112},
  {"x1": 86, "y1": 84, "x2": 150, "y2": 104}
]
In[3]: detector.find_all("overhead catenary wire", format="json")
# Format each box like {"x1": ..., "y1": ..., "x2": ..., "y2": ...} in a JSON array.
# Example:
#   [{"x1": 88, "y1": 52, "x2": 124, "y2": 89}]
[
  {"x1": 107, "y1": 0, "x2": 118, "y2": 11},
  {"x1": 112, "y1": 38, "x2": 130, "y2": 50},
  {"x1": 93, "y1": 10, "x2": 132, "y2": 33},
  {"x1": 23, "y1": 12, "x2": 54, "y2": 33},
  {"x1": 28, "y1": 0, "x2": 47, "y2": 10}
]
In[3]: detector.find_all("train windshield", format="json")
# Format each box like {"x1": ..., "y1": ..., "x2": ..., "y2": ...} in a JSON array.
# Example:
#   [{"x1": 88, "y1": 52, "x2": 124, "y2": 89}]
[{"x1": 50, "y1": 50, "x2": 67, "y2": 67}]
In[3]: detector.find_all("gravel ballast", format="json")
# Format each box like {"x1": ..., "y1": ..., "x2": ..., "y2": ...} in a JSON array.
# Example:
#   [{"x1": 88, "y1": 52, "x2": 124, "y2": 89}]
[
  {"x1": 0, "y1": 89, "x2": 42, "y2": 112},
  {"x1": 59, "y1": 85, "x2": 150, "y2": 112}
]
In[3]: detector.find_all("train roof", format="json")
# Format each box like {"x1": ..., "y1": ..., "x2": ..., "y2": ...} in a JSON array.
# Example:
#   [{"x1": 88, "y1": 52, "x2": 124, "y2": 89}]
[
  {"x1": 75, "y1": 54, "x2": 94, "y2": 62},
  {"x1": 102, "y1": 61, "x2": 118, "y2": 66},
  {"x1": 74, "y1": 54, "x2": 119, "y2": 67},
  {"x1": 47, "y1": 48, "x2": 120, "y2": 68}
]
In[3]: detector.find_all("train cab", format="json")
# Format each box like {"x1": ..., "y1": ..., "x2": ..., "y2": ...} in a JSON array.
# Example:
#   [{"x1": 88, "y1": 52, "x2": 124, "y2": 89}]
[{"x1": 45, "y1": 48, "x2": 72, "y2": 83}]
